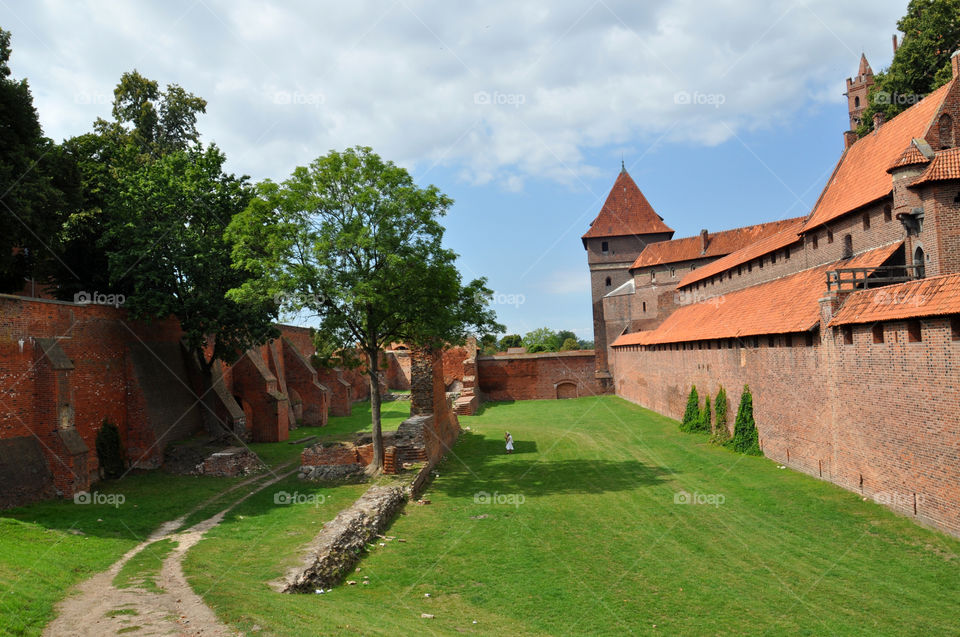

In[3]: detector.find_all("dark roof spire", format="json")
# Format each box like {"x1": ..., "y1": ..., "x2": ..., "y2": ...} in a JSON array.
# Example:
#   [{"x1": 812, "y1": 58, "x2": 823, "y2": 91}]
[{"x1": 621, "y1": 156, "x2": 625, "y2": 173}]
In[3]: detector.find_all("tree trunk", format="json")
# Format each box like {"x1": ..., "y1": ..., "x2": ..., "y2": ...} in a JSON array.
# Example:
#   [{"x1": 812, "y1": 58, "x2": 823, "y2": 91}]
[{"x1": 366, "y1": 351, "x2": 384, "y2": 474}]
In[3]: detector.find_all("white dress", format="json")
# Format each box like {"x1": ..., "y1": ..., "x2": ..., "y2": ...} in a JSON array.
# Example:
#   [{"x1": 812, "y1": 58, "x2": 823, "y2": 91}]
[{"x1": 506, "y1": 436, "x2": 514, "y2": 451}]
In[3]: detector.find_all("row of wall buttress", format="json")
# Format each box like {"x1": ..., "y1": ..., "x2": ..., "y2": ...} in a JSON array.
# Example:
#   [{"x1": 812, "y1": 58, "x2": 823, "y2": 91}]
[
  {"x1": 281, "y1": 337, "x2": 329, "y2": 427},
  {"x1": 228, "y1": 349, "x2": 289, "y2": 442}
]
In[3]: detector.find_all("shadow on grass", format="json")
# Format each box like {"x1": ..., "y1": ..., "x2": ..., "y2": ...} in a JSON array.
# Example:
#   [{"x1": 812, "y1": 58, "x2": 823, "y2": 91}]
[{"x1": 433, "y1": 432, "x2": 670, "y2": 498}]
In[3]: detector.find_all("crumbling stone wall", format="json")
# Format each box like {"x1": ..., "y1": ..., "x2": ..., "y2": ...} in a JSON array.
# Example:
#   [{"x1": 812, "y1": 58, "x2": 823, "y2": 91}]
[{"x1": 276, "y1": 485, "x2": 406, "y2": 592}]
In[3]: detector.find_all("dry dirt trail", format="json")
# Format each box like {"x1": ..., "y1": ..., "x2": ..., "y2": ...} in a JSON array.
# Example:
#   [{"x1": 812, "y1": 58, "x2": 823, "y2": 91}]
[{"x1": 44, "y1": 465, "x2": 297, "y2": 637}]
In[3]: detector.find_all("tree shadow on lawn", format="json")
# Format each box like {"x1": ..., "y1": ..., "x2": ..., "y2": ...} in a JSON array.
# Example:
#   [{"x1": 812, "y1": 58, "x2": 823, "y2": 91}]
[{"x1": 434, "y1": 432, "x2": 670, "y2": 498}]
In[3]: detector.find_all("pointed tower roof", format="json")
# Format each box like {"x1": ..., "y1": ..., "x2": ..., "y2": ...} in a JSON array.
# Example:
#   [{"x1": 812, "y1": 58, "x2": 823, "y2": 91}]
[
  {"x1": 858, "y1": 53, "x2": 873, "y2": 76},
  {"x1": 582, "y1": 169, "x2": 673, "y2": 244}
]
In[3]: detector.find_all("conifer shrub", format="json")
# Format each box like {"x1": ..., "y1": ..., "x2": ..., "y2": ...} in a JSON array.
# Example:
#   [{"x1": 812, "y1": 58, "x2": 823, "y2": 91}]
[
  {"x1": 95, "y1": 419, "x2": 125, "y2": 479},
  {"x1": 680, "y1": 386, "x2": 699, "y2": 432},
  {"x1": 711, "y1": 385, "x2": 730, "y2": 444},
  {"x1": 695, "y1": 395, "x2": 711, "y2": 433},
  {"x1": 728, "y1": 385, "x2": 762, "y2": 455}
]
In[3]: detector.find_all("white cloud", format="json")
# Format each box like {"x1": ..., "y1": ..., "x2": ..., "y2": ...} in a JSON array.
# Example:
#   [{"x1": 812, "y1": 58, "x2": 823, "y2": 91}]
[{"x1": 5, "y1": 0, "x2": 904, "y2": 186}]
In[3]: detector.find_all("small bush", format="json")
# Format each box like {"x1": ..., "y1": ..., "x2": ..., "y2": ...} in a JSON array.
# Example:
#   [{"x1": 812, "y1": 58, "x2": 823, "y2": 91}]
[
  {"x1": 711, "y1": 386, "x2": 729, "y2": 444},
  {"x1": 728, "y1": 385, "x2": 762, "y2": 455},
  {"x1": 694, "y1": 395, "x2": 711, "y2": 433},
  {"x1": 95, "y1": 419, "x2": 125, "y2": 479},
  {"x1": 680, "y1": 386, "x2": 700, "y2": 432}
]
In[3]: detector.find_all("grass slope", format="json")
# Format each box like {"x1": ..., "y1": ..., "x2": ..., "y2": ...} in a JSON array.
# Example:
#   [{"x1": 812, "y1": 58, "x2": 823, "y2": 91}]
[
  {"x1": 181, "y1": 396, "x2": 960, "y2": 636},
  {"x1": 0, "y1": 399, "x2": 397, "y2": 636}
]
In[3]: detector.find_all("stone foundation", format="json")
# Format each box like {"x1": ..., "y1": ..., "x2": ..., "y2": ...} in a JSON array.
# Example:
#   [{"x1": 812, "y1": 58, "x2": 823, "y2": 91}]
[
  {"x1": 275, "y1": 485, "x2": 407, "y2": 593},
  {"x1": 195, "y1": 447, "x2": 265, "y2": 477}
]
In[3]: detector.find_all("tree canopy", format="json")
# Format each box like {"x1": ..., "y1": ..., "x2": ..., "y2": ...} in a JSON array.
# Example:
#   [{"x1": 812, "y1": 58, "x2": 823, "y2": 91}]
[
  {"x1": 858, "y1": 0, "x2": 960, "y2": 136},
  {"x1": 227, "y1": 146, "x2": 501, "y2": 471},
  {"x1": 0, "y1": 27, "x2": 77, "y2": 292}
]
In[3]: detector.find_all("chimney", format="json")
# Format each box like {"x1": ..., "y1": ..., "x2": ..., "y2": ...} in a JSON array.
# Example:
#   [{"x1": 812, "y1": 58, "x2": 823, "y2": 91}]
[
  {"x1": 700, "y1": 229, "x2": 709, "y2": 254},
  {"x1": 844, "y1": 130, "x2": 858, "y2": 150},
  {"x1": 892, "y1": 34, "x2": 898, "y2": 54},
  {"x1": 952, "y1": 50, "x2": 960, "y2": 80},
  {"x1": 873, "y1": 112, "x2": 885, "y2": 129}
]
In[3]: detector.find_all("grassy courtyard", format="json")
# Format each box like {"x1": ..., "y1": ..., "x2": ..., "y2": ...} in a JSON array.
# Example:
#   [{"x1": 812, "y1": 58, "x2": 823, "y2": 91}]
[
  {"x1": 183, "y1": 397, "x2": 960, "y2": 636},
  {"x1": 1, "y1": 396, "x2": 958, "y2": 635}
]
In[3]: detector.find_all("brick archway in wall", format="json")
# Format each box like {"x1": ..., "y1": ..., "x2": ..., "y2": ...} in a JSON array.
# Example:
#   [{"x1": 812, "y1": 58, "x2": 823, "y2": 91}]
[{"x1": 555, "y1": 380, "x2": 579, "y2": 399}]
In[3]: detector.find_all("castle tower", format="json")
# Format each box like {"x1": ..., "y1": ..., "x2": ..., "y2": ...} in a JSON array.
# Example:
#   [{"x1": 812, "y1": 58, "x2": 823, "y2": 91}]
[
  {"x1": 582, "y1": 165, "x2": 674, "y2": 387},
  {"x1": 845, "y1": 53, "x2": 874, "y2": 131}
]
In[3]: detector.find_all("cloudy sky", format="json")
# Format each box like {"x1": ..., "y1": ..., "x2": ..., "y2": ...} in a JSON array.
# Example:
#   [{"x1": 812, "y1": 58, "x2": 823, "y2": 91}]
[{"x1": 2, "y1": 0, "x2": 907, "y2": 338}]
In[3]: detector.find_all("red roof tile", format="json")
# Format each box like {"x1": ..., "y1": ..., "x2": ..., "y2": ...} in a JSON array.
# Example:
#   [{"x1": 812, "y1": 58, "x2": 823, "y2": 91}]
[
  {"x1": 613, "y1": 242, "x2": 902, "y2": 347},
  {"x1": 886, "y1": 143, "x2": 931, "y2": 172},
  {"x1": 829, "y1": 272, "x2": 960, "y2": 326},
  {"x1": 802, "y1": 82, "x2": 952, "y2": 232},
  {"x1": 630, "y1": 217, "x2": 803, "y2": 269},
  {"x1": 676, "y1": 218, "x2": 805, "y2": 289},
  {"x1": 910, "y1": 147, "x2": 960, "y2": 186},
  {"x1": 582, "y1": 170, "x2": 674, "y2": 242}
]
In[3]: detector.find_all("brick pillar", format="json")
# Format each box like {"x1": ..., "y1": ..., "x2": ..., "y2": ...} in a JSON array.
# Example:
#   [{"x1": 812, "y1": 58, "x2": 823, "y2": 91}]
[{"x1": 410, "y1": 347, "x2": 434, "y2": 416}]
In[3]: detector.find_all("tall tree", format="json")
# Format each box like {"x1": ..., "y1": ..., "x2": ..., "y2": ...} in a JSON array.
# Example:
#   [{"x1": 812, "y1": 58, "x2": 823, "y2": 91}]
[
  {"x1": 49, "y1": 71, "x2": 208, "y2": 298},
  {"x1": 227, "y1": 146, "x2": 501, "y2": 472},
  {"x1": 0, "y1": 27, "x2": 76, "y2": 292},
  {"x1": 104, "y1": 145, "x2": 277, "y2": 373},
  {"x1": 858, "y1": 0, "x2": 960, "y2": 136}
]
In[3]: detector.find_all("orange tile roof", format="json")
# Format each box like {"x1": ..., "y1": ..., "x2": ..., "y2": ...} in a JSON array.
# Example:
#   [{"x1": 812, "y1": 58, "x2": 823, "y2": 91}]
[
  {"x1": 582, "y1": 170, "x2": 674, "y2": 242},
  {"x1": 630, "y1": 217, "x2": 803, "y2": 269},
  {"x1": 910, "y1": 147, "x2": 960, "y2": 186},
  {"x1": 612, "y1": 242, "x2": 902, "y2": 347},
  {"x1": 801, "y1": 82, "x2": 952, "y2": 232},
  {"x1": 829, "y1": 272, "x2": 960, "y2": 326},
  {"x1": 676, "y1": 218, "x2": 805, "y2": 289},
  {"x1": 886, "y1": 143, "x2": 930, "y2": 172}
]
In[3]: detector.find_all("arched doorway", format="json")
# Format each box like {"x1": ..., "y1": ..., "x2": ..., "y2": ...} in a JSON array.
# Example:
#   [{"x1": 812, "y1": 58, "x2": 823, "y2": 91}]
[
  {"x1": 913, "y1": 246, "x2": 925, "y2": 279},
  {"x1": 555, "y1": 381, "x2": 578, "y2": 399}
]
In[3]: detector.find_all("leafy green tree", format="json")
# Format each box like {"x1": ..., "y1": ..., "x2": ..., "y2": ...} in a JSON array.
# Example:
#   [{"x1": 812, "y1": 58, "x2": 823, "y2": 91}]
[
  {"x1": 479, "y1": 333, "x2": 499, "y2": 355},
  {"x1": 0, "y1": 27, "x2": 76, "y2": 292},
  {"x1": 226, "y1": 146, "x2": 501, "y2": 472},
  {"x1": 578, "y1": 339, "x2": 594, "y2": 349},
  {"x1": 499, "y1": 334, "x2": 523, "y2": 350},
  {"x1": 524, "y1": 327, "x2": 559, "y2": 353},
  {"x1": 680, "y1": 385, "x2": 699, "y2": 432},
  {"x1": 556, "y1": 329, "x2": 577, "y2": 345},
  {"x1": 104, "y1": 145, "x2": 277, "y2": 372},
  {"x1": 711, "y1": 385, "x2": 730, "y2": 444},
  {"x1": 858, "y1": 0, "x2": 960, "y2": 136},
  {"x1": 49, "y1": 71, "x2": 208, "y2": 298},
  {"x1": 728, "y1": 385, "x2": 762, "y2": 455},
  {"x1": 560, "y1": 337, "x2": 579, "y2": 351}
]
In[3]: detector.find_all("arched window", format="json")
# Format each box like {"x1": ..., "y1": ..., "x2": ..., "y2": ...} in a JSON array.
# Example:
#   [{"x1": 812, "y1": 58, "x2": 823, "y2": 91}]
[
  {"x1": 854, "y1": 96, "x2": 860, "y2": 108},
  {"x1": 605, "y1": 276, "x2": 611, "y2": 287},
  {"x1": 914, "y1": 246, "x2": 925, "y2": 279},
  {"x1": 939, "y1": 113, "x2": 955, "y2": 149},
  {"x1": 843, "y1": 234, "x2": 853, "y2": 259}
]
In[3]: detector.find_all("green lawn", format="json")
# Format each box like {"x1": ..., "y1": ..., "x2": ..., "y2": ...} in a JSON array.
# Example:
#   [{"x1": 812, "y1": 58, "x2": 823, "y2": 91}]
[
  {"x1": 180, "y1": 396, "x2": 960, "y2": 636},
  {"x1": 0, "y1": 398, "x2": 397, "y2": 637}
]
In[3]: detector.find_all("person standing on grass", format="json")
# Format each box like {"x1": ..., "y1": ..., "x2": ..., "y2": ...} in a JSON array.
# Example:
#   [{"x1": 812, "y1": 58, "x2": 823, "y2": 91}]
[{"x1": 505, "y1": 431, "x2": 514, "y2": 454}]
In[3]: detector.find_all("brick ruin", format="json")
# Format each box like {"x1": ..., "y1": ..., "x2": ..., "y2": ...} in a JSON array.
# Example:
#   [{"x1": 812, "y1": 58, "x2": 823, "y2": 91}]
[{"x1": 300, "y1": 346, "x2": 461, "y2": 477}]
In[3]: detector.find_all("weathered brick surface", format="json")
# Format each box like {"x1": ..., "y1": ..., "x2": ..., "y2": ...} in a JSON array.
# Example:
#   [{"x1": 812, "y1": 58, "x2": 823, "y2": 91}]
[{"x1": 477, "y1": 351, "x2": 605, "y2": 401}]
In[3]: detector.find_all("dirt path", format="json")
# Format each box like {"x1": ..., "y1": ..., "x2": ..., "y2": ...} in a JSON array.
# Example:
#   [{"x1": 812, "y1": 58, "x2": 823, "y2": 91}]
[{"x1": 44, "y1": 466, "x2": 296, "y2": 637}]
